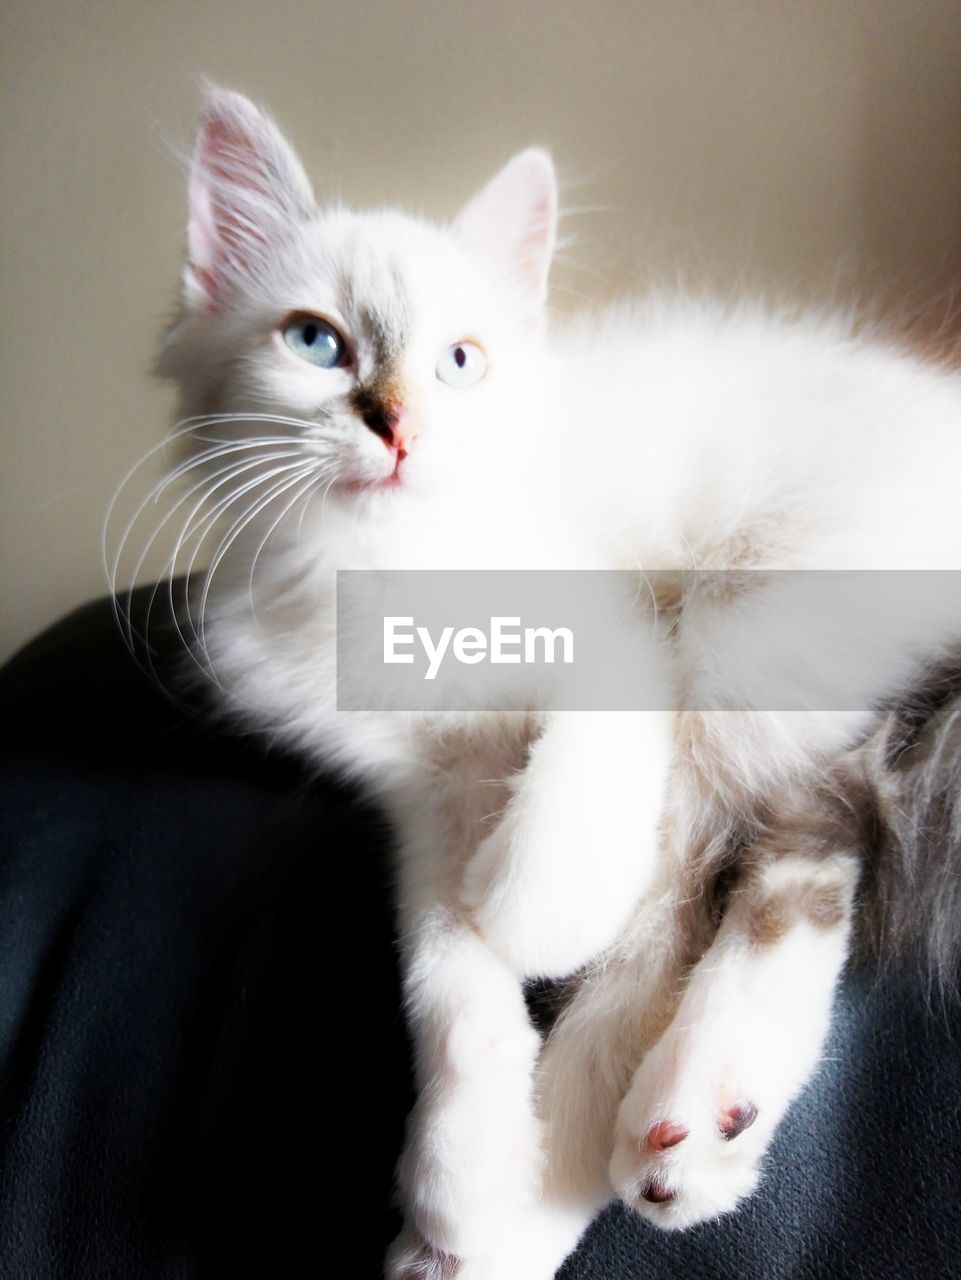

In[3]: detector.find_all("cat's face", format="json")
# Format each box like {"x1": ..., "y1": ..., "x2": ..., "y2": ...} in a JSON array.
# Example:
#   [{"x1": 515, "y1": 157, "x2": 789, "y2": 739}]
[{"x1": 159, "y1": 90, "x2": 558, "y2": 509}]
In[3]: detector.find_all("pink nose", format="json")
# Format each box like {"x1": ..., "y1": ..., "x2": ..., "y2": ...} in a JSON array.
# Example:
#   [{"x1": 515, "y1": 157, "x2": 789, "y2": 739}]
[
  {"x1": 386, "y1": 405, "x2": 417, "y2": 457},
  {"x1": 358, "y1": 395, "x2": 417, "y2": 453}
]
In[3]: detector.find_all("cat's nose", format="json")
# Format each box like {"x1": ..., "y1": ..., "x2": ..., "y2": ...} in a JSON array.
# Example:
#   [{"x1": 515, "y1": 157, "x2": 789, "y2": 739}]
[
  {"x1": 359, "y1": 398, "x2": 398, "y2": 440},
  {"x1": 362, "y1": 401, "x2": 417, "y2": 456},
  {"x1": 390, "y1": 408, "x2": 418, "y2": 459}
]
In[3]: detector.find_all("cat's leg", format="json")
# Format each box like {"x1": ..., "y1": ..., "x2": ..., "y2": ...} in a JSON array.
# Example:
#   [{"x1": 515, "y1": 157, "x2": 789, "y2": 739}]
[
  {"x1": 389, "y1": 890, "x2": 709, "y2": 1280},
  {"x1": 461, "y1": 710, "x2": 674, "y2": 977},
  {"x1": 387, "y1": 706, "x2": 678, "y2": 1280},
  {"x1": 385, "y1": 774, "x2": 550, "y2": 1278},
  {"x1": 469, "y1": 884, "x2": 719, "y2": 1279},
  {"x1": 609, "y1": 836, "x2": 859, "y2": 1229},
  {"x1": 386, "y1": 913, "x2": 549, "y2": 1279}
]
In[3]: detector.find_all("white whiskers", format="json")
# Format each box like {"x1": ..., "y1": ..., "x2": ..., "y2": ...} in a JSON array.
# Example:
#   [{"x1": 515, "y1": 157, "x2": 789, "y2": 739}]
[{"x1": 102, "y1": 412, "x2": 337, "y2": 701}]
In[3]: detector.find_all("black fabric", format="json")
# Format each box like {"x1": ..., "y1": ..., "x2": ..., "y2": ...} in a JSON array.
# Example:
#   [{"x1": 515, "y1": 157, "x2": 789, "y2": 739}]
[
  {"x1": 0, "y1": 596, "x2": 407, "y2": 1277},
  {"x1": 0, "y1": 595, "x2": 959, "y2": 1278}
]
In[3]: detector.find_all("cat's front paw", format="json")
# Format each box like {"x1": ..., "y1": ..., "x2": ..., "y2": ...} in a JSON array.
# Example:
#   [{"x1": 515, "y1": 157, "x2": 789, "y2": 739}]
[
  {"x1": 385, "y1": 1232, "x2": 521, "y2": 1280},
  {"x1": 609, "y1": 1036, "x2": 768, "y2": 1230},
  {"x1": 396, "y1": 1010, "x2": 544, "y2": 1260},
  {"x1": 386, "y1": 1219, "x2": 579, "y2": 1280},
  {"x1": 386, "y1": 1229, "x2": 459, "y2": 1280}
]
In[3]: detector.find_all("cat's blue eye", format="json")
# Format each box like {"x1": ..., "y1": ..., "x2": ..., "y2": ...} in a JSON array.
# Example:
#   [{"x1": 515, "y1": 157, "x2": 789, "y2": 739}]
[
  {"x1": 282, "y1": 315, "x2": 348, "y2": 368},
  {"x1": 436, "y1": 340, "x2": 487, "y2": 388}
]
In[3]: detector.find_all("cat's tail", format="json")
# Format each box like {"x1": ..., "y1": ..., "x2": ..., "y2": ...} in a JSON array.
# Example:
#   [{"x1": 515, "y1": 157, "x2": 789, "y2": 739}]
[{"x1": 849, "y1": 656, "x2": 961, "y2": 995}]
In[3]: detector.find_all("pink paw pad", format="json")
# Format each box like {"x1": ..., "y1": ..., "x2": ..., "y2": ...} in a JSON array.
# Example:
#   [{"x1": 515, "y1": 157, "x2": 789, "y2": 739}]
[{"x1": 644, "y1": 1120, "x2": 688, "y2": 1152}]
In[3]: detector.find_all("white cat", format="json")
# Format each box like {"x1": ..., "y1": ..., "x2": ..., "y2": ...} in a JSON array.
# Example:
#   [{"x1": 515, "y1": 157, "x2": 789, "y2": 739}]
[{"x1": 126, "y1": 89, "x2": 961, "y2": 1278}]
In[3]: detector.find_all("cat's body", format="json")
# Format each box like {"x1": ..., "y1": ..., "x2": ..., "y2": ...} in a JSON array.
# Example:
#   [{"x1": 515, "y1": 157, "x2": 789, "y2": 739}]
[{"x1": 133, "y1": 91, "x2": 961, "y2": 1278}]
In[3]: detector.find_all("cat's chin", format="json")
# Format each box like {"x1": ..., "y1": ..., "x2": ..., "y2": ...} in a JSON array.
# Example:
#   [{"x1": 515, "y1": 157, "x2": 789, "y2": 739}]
[{"x1": 341, "y1": 472, "x2": 405, "y2": 495}]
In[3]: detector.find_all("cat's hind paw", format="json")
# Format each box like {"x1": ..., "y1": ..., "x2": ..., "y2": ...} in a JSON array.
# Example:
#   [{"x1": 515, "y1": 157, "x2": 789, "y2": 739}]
[
  {"x1": 610, "y1": 1062, "x2": 767, "y2": 1230},
  {"x1": 610, "y1": 852, "x2": 856, "y2": 1230}
]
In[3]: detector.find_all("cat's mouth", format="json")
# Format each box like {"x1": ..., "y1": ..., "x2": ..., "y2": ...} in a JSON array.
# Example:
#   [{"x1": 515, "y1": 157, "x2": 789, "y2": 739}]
[{"x1": 342, "y1": 457, "x2": 406, "y2": 494}]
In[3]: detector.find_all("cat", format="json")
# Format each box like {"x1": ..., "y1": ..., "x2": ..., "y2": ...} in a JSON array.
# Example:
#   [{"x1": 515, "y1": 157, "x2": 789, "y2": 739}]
[{"x1": 114, "y1": 88, "x2": 961, "y2": 1279}]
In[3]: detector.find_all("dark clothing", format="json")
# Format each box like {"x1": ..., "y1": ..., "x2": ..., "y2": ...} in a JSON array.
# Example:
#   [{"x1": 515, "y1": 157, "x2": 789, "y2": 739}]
[{"x1": 0, "y1": 595, "x2": 958, "y2": 1278}]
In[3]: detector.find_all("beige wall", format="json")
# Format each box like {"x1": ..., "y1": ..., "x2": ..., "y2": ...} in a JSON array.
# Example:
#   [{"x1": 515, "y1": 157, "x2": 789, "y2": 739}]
[{"x1": 3, "y1": 0, "x2": 961, "y2": 662}]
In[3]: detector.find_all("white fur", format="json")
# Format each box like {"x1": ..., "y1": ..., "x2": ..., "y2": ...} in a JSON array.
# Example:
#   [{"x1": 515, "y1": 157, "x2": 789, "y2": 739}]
[
  {"x1": 611, "y1": 854, "x2": 858, "y2": 1230},
  {"x1": 143, "y1": 90, "x2": 961, "y2": 1278}
]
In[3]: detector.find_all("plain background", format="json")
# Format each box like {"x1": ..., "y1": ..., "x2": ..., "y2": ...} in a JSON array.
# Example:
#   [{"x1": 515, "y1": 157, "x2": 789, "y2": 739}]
[{"x1": 3, "y1": 0, "x2": 961, "y2": 663}]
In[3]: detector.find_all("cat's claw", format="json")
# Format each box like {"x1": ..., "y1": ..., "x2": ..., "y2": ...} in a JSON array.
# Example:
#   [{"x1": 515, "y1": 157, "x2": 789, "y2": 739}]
[{"x1": 720, "y1": 1102, "x2": 758, "y2": 1142}]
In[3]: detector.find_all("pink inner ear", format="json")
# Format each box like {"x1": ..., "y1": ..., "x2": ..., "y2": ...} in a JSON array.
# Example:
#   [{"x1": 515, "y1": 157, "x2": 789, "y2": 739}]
[
  {"x1": 513, "y1": 179, "x2": 555, "y2": 297},
  {"x1": 187, "y1": 117, "x2": 272, "y2": 308},
  {"x1": 186, "y1": 153, "x2": 221, "y2": 302},
  {"x1": 184, "y1": 93, "x2": 313, "y2": 311},
  {"x1": 455, "y1": 148, "x2": 558, "y2": 314}
]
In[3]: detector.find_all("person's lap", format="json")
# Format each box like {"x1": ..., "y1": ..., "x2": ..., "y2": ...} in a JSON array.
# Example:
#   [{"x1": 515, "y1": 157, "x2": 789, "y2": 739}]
[{"x1": 0, "y1": 595, "x2": 958, "y2": 1277}]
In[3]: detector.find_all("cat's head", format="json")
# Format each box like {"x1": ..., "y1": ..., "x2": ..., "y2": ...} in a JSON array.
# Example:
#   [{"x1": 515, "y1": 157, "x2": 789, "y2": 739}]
[{"x1": 159, "y1": 89, "x2": 557, "y2": 506}]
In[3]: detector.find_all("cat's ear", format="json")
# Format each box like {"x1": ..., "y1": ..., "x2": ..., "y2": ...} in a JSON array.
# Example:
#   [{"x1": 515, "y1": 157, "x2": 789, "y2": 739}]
[
  {"x1": 184, "y1": 88, "x2": 315, "y2": 310},
  {"x1": 454, "y1": 149, "x2": 557, "y2": 321}
]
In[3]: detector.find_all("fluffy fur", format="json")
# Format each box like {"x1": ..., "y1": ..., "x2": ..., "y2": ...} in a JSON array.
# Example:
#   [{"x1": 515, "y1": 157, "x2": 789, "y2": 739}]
[{"x1": 111, "y1": 88, "x2": 961, "y2": 1278}]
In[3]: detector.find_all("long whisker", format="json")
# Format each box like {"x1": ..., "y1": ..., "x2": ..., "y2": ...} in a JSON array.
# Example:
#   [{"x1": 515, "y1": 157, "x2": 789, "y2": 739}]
[
  {"x1": 119, "y1": 445, "x2": 303, "y2": 590},
  {"x1": 105, "y1": 430, "x2": 316, "y2": 651},
  {"x1": 296, "y1": 469, "x2": 338, "y2": 540},
  {"x1": 197, "y1": 463, "x2": 323, "y2": 673},
  {"x1": 102, "y1": 407, "x2": 326, "y2": 604},
  {"x1": 103, "y1": 426, "x2": 212, "y2": 653},
  {"x1": 247, "y1": 462, "x2": 337, "y2": 600},
  {"x1": 102, "y1": 405, "x2": 353, "y2": 694},
  {"x1": 247, "y1": 465, "x2": 338, "y2": 629},
  {"x1": 138, "y1": 447, "x2": 311, "y2": 596},
  {"x1": 103, "y1": 416, "x2": 298, "y2": 555},
  {"x1": 316, "y1": 468, "x2": 344, "y2": 527},
  {"x1": 114, "y1": 447, "x2": 307, "y2": 659},
  {"x1": 169, "y1": 410, "x2": 325, "y2": 435},
  {"x1": 176, "y1": 457, "x2": 318, "y2": 605},
  {"x1": 135, "y1": 469, "x2": 301, "y2": 695},
  {"x1": 153, "y1": 457, "x2": 318, "y2": 685},
  {"x1": 138, "y1": 456, "x2": 312, "y2": 688}
]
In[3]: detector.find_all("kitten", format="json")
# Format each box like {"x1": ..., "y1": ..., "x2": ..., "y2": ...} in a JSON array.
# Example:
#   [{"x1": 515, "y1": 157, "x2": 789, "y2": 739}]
[{"x1": 115, "y1": 89, "x2": 961, "y2": 1279}]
